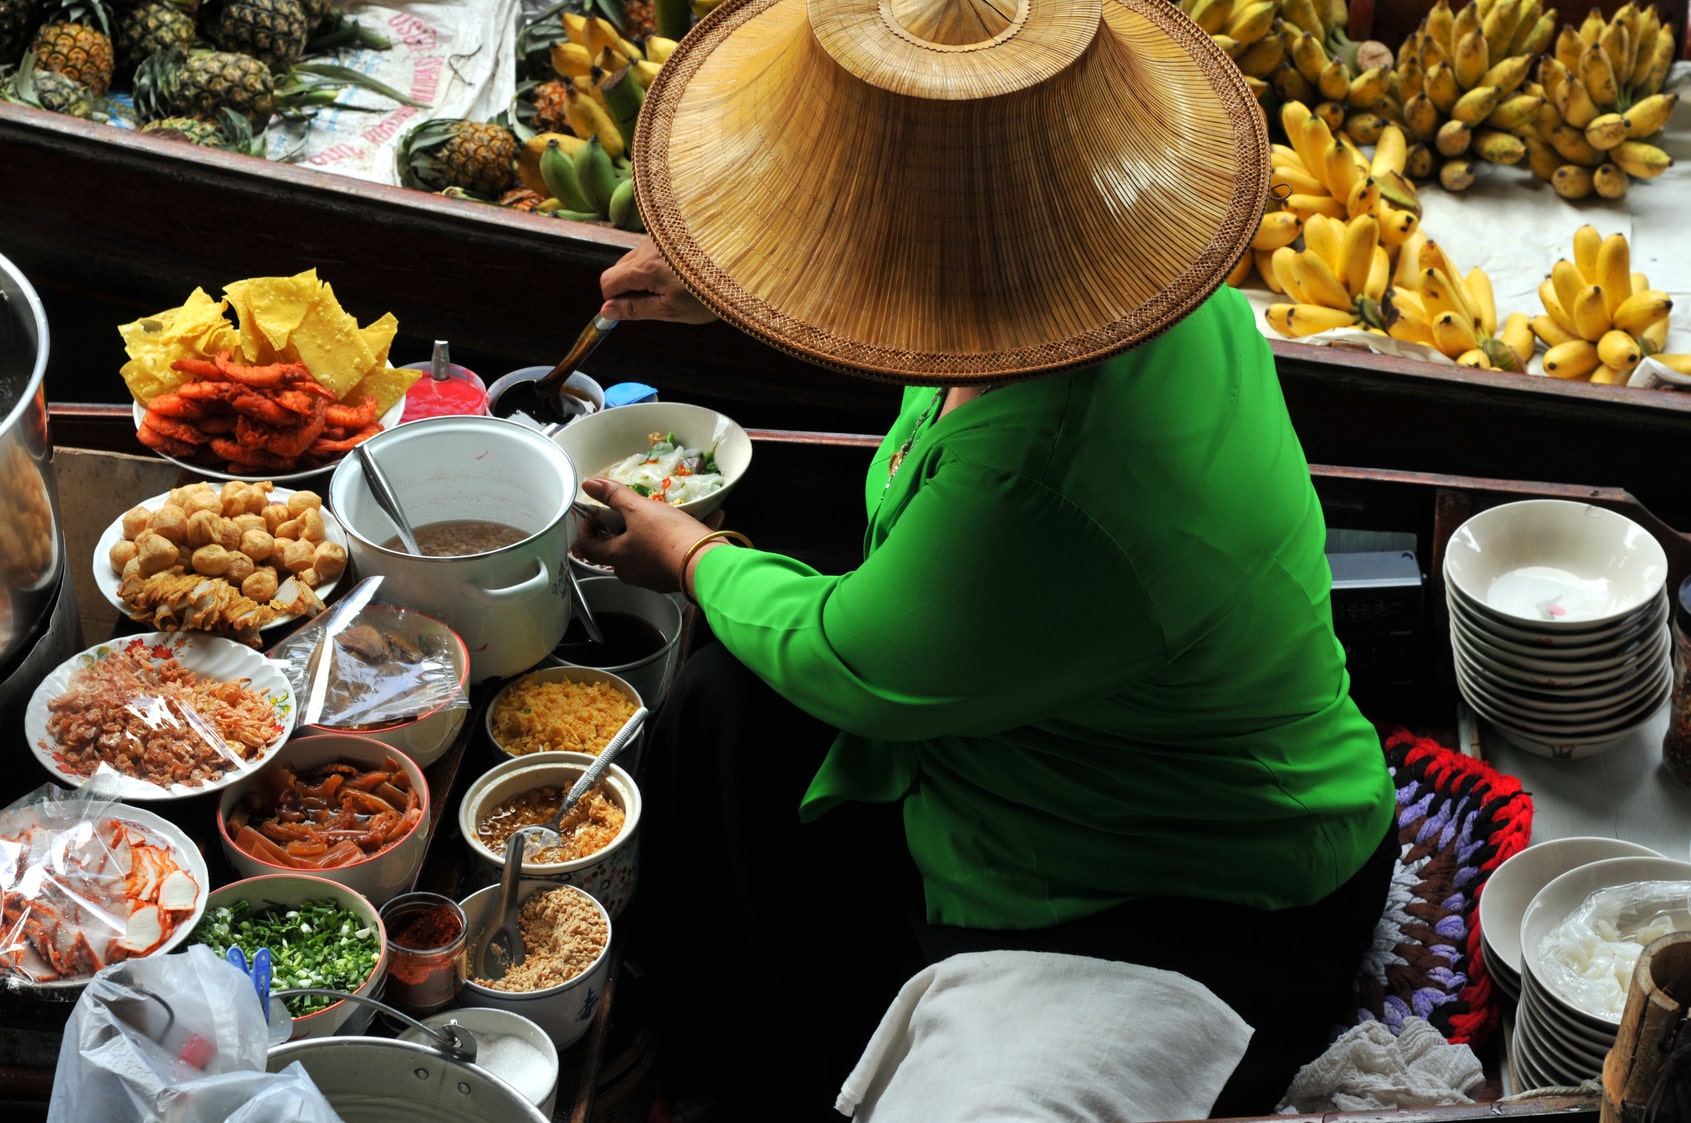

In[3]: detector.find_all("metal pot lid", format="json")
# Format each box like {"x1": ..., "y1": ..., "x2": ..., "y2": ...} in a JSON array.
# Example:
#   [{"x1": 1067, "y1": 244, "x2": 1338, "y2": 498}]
[{"x1": 268, "y1": 1035, "x2": 550, "y2": 1123}]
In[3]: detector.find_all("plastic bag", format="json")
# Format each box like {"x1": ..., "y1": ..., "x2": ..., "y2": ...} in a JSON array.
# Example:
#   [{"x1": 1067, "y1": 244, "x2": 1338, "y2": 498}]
[
  {"x1": 48, "y1": 944, "x2": 345, "y2": 1123},
  {"x1": 1536, "y1": 880, "x2": 1691, "y2": 1022},
  {"x1": 269, "y1": 601, "x2": 468, "y2": 730},
  {"x1": 0, "y1": 779, "x2": 205, "y2": 993}
]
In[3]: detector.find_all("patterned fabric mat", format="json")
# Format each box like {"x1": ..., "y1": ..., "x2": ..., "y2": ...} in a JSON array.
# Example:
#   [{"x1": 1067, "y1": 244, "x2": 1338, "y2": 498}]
[{"x1": 1354, "y1": 727, "x2": 1533, "y2": 1048}]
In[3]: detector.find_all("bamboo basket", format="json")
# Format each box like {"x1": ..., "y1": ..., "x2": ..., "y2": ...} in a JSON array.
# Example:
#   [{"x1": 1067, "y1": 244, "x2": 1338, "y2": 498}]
[{"x1": 1602, "y1": 931, "x2": 1691, "y2": 1123}]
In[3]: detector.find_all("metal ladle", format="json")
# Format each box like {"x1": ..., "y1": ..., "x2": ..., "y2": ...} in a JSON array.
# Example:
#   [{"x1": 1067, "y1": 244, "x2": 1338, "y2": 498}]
[
  {"x1": 356, "y1": 443, "x2": 420, "y2": 555},
  {"x1": 472, "y1": 707, "x2": 647, "y2": 980},
  {"x1": 486, "y1": 314, "x2": 615, "y2": 425}
]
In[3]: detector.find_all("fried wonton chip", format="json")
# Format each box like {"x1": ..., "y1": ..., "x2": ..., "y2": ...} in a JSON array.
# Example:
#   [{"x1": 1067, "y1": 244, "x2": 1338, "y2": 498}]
[
  {"x1": 117, "y1": 288, "x2": 233, "y2": 404},
  {"x1": 283, "y1": 280, "x2": 374, "y2": 400},
  {"x1": 225, "y1": 269, "x2": 319, "y2": 362}
]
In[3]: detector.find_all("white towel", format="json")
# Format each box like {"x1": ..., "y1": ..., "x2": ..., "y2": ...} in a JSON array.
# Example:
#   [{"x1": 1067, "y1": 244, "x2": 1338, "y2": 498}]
[
  {"x1": 836, "y1": 951, "x2": 1253, "y2": 1122},
  {"x1": 1274, "y1": 1017, "x2": 1485, "y2": 1114}
]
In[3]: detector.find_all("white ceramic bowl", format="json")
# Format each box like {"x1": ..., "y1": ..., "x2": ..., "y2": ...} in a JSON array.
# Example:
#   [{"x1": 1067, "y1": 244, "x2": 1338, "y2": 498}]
[
  {"x1": 1452, "y1": 612, "x2": 1671, "y2": 676},
  {"x1": 199, "y1": 872, "x2": 388, "y2": 1039},
  {"x1": 1457, "y1": 657, "x2": 1671, "y2": 737},
  {"x1": 397, "y1": 1006, "x2": 560, "y2": 1117},
  {"x1": 459, "y1": 750, "x2": 642, "y2": 918},
  {"x1": 1443, "y1": 500, "x2": 1668, "y2": 629},
  {"x1": 298, "y1": 605, "x2": 471, "y2": 768},
  {"x1": 1478, "y1": 836, "x2": 1664, "y2": 979},
  {"x1": 1451, "y1": 624, "x2": 1666, "y2": 691},
  {"x1": 458, "y1": 880, "x2": 612, "y2": 1048},
  {"x1": 484, "y1": 665, "x2": 643, "y2": 761},
  {"x1": 488, "y1": 367, "x2": 607, "y2": 420},
  {"x1": 1518, "y1": 854, "x2": 1691, "y2": 1028},
  {"x1": 1453, "y1": 649, "x2": 1669, "y2": 722},
  {"x1": 216, "y1": 733, "x2": 431, "y2": 907},
  {"x1": 1448, "y1": 584, "x2": 1667, "y2": 649},
  {"x1": 551, "y1": 401, "x2": 751, "y2": 533}
]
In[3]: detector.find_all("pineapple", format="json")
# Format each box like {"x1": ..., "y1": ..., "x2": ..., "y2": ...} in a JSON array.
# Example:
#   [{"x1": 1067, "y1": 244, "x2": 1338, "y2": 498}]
[
  {"x1": 140, "y1": 105, "x2": 263, "y2": 152},
  {"x1": 528, "y1": 78, "x2": 569, "y2": 135},
  {"x1": 133, "y1": 45, "x2": 273, "y2": 124},
  {"x1": 1, "y1": 51, "x2": 93, "y2": 115},
  {"x1": 0, "y1": 0, "x2": 43, "y2": 65},
  {"x1": 295, "y1": 0, "x2": 331, "y2": 33},
  {"x1": 397, "y1": 118, "x2": 518, "y2": 198},
  {"x1": 30, "y1": 0, "x2": 113, "y2": 96},
  {"x1": 114, "y1": 0, "x2": 193, "y2": 76},
  {"x1": 205, "y1": 0, "x2": 306, "y2": 71}
]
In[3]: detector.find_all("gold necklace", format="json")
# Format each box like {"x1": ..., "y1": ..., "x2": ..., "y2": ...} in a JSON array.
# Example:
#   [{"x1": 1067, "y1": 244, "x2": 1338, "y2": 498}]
[{"x1": 884, "y1": 387, "x2": 947, "y2": 489}]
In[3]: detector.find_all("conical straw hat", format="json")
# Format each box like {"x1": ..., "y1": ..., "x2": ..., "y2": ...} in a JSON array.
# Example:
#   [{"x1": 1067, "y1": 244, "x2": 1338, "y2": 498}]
[{"x1": 633, "y1": 0, "x2": 1270, "y2": 384}]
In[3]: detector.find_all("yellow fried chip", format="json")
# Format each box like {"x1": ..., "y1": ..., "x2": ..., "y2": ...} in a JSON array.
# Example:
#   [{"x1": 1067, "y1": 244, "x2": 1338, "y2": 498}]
[
  {"x1": 283, "y1": 281, "x2": 373, "y2": 399},
  {"x1": 116, "y1": 288, "x2": 232, "y2": 403},
  {"x1": 357, "y1": 312, "x2": 399, "y2": 378},
  {"x1": 226, "y1": 270, "x2": 319, "y2": 359},
  {"x1": 340, "y1": 363, "x2": 423, "y2": 419}
]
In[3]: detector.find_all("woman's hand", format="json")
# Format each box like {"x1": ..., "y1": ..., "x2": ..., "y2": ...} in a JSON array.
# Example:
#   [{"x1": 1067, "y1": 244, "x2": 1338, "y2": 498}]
[
  {"x1": 574, "y1": 478, "x2": 719, "y2": 594},
  {"x1": 599, "y1": 238, "x2": 718, "y2": 324}
]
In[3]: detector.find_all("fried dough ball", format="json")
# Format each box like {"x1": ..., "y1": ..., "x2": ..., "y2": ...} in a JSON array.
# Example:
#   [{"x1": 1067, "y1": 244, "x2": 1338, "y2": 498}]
[
  {"x1": 219, "y1": 480, "x2": 249, "y2": 516},
  {"x1": 298, "y1": 566, "x2": 321, "y2": 588},
  {"x1": 241, "y1": 568, "x2": 280, "y2": 602},
  {"x1": 286, "y1": 490, "x2": 323, "y2": 516},
  {"x1": 148, "y1": 504, "x2": 188, "y2": 545},
  {"x1": 186, "y1": 508, "x2": 223, "y2": 549},
  {"x1": 108, "y1": 538, "x2": 139, "y2": 574},
  {"x1": 230, "y1": 513, "x2": 266, "y2": 535},
  {"x1": 239, "y1": 528, "x2": 276, "y2": 563},
  {"x1": 313, "y1": 541, "x2": 347, "y2": 582},
  {"x1": 181, "y1": 487, "x2": 222, "y2": 518},
  {"x1": 224, "y1": 552, "x2": 256, "y2": 585},
  {"x1": 262, "y1": 503, "x2": 292, "y2": 533},
  {"x1": 216, "y1": 518, "x2": 244, "y2": 552},
  {"x1": 279, "y1": 537, "x2": 316, "y2": 574},
  {"x1": 120, "y1": 505, "x2": 152, "y2": 540},
  {"x1": 134, "y1": 529, "x2": 179, "y2": 576},
  {"x1": 190, "y1": 543, "x2": 233, "y2": 576}
]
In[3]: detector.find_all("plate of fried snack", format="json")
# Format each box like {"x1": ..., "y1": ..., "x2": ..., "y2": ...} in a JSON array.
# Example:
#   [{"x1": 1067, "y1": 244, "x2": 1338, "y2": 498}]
[
  {"x1": 120, "y1": 270, "x2": 418, "y2": 482},
  {"x1": 93, "y1": 480, "x2": 347, "y2": 648},
  {"x1": 25, "y1": 632, "x2": 296, "y2": 800}
]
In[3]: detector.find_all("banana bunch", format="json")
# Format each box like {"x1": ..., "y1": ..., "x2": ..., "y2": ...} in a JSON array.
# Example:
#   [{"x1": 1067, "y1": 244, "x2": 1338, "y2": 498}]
[
  {"x1": 529, "y1": 13, "x2": 669, "y2": 160},
  {"x1": 1228, "y1": 198, "x2": 1304, "y2": 289},
  {"x1": 1269, "y1": 103, "x2": 1423, "y2": 252},
  {"x1": 1385, "y1": 233, "x2": 1533, "y2": 369},
  {"x1": 1262, "y1": 212, "x2": 1395, "y2": 337},
  {"x1": 1533, "y1": 225, "x2": 1671, "y2": 382},
  {"x1": 537, "y1": 133, "x2": 646, "y2": 232},
  {"x1": 1391, "y1": 0, "x2": 1558, "y2": 192},
  {"x1": 1181, "y1": 0, "x2": 1289, "y2": 102},
  {"x1": 1522, "y1": 4, "x2": 1678, "y2": 201}
]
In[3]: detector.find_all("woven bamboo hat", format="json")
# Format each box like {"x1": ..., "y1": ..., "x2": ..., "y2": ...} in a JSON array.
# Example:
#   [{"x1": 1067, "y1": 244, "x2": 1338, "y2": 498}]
[{"x1": 632, "y1": 0, "x2": 1269, "y2": 384}]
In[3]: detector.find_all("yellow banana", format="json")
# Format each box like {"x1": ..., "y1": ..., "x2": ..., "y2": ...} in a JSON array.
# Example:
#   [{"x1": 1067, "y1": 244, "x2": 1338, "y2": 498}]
[
  {"x1": 1538, "y1": 280, "x2": 1581, "y2": 340},
  {"x1": 1472, "y1": 129, "x2": 1524, "y2": 164},
  {"x1": 1365, "y1": 245, "x2": 1391, "y2": 303},
  {"x1": 1452, "y1": 1, "x2": 1482, "y2": 51},
  {"x1": 1271, "y1": 246, "x2": 1311, "y2": 303},
  {"x1": 1371, "y1": 124, "x2": 1408, "y2": 178},
  {"x1": 1480, "y1": 53, "x2": 1532, "y2": 95},
  {"x1": 1280, "y1": 0, "x2": 1321, "y2": 36},
  {"x1": 1292, "y1": 30, "x2": 1329, "y2": 84},
  {"x1": 1226, "y1": 250, "x2": 1255, "y2": 288},
  {"x1": 1346, "y1": 176, "x2": 1381, "y2": 220},
  {"x1": 1550, "y1": 259, "x2": 1586, "y2": 322},
  {"x1": 1571, "y1": 285, "x2": 1611, "y2": 341},
  {"x1": 1543, "y1": 339, "x2": 1602, "y2": 379},
  {"x1": 1273, "y1": 60, "x2": 1317, "y2": 103},
  {"x1": 643, "y1": 35, "x2": 680, "y2": 64},
  {"x1": 1424, "y1": 63, "x2": 1460, "y2": 113},
  {"x1": 1392, "y1": 230, "x2": 1428, "y2": 290},
  {"x1": 1433, "y1": 310, "x2": 1481, "y2": 357},
  {"x1": 1312, "y1": 100, "x2": 1347, "y2": 132},
  {"x1": 1548, "y1": 123, "x2": 1603, "y2": 164},
  {"x1": 551, "y1": 41, "x2": 594, "y2": 78},
  {"x1": 1514, "y1": 10, "x2": 1557, "y2": 59},
  {"x1": 1387, "y1": 300, "x2": 1437, "y2": 346},
  {"x1": 1285, "y1": 193, "x2": 1348, "y2": 222},
  {"x1": 1426, "y1": 0, "x2": 1456, "y2": 60},
  {"x1": 1609, "y1": 141, "x2": 1671, "y2": 179},
  {"x1": 631, "y1": 58, "x2": 663, "y2": 90},
  {"x1": 1435, "y1": 118, "x2": 1473, "y2": 158},
  {"x1": 1439, "y1": 159, "x2": 1477, "y2": 192},
  {"x1": 1403, "y1": 94, "x2": 1441, "y2": 143},
  {"x1": 1485, "y1": 92, "x2": 1543, "y2": 133},
  {"x1": 1465, "y1": 266, "x2": 1498, "y2": 337},
  {"x1": 562, "y1": 85, "x2": 625, "y2": 159},
  {"x1": 1349, "y1": 67, "x2": 1391, "y2": 110},
  {"x1": 1398, "y1": 55, "x2": 1426, "y2": 101},
  {"x1": 1454, "y1": 27, "x2": 1490, "y2": 90},
  {"x1": 1598, "y1": 20, "x2": 1632, "y2": 88},
  {"x1": 1578, "y1": 10, "x2": 1607, "y2": 46},
  {"x1": 1225, "y1": 1, "x2": 1278, "y2": 46},
  {"x1": 1640, "y1": 27, "x2": 1675, "y2": 97},
  {"x1": 1501, "y1": 311, "x2": 1535, "y2": 367},
  {"x1": 1571, "y1": 224, "x2": 1603, "y2": 281},
  {"x1": 1343, "y1": 112, "x2": 1388, "y2": 146},
  {"x1": 1186, "y1": 0, "x2": 1236, "y2": 35},
  {"x1": 1597, "y1": 329, "x2": 1642, "y2": 372},
  {"x1": 561, "y1": 10, "x2": 589, "y2": 45},
  {"x1": 1301, "y1": 214, "x2": 1341, "y2": 271},
  {"x1": 1551, "y1": 163, "x2": 1595, "y2": 200},
  {"x1": 1265, "y1": 303, "x2": 1360, "y2": 338},
  {"x1": 1596, "y1": 234, "x2": 1631, "y2": 321},
  {"x1": 1452, "y1": 85, "x2": 1503, "y2": 125},
  {"x1": 1521, "y1": 135, "x2": 1561, "y2": 181},
  {"x1": 1455, "y1": 348, "x2": 1491, "y2": 368},
  {"x1": 1481, "y1": 0, "x2": 1522, "y2": 62},
  {"x1": 1324, "y1": 140, "x2": 1363, "y2": 202},
  {"x1": 1422, "y1": 264, "x2": 1475, "y2": 327},
  {"x1": 1339, "y1": 215, "x2": 1380, "y2": 300},
  {"x1": 1613, "y1": 290, "x2": 1674, "y2": 335},
  {"x1": 1625, "y1": 92, "x2": 1679, "y2": 139},
  {"x1": 1252, "y1": 210, "x2": 1304, "y2": 251},
  {"x1": 1405, "y1": 143, "x2": 1436, "y2": 178},
  {"x1": 1583, "y1": 112, "x2": 1631, "y2": 151},
  {"x1": 1272, "y1": 163, "x2": 1325, "y2": 195},
  {"x1": 1292, "y1": 111, "x2": 1335, "y2": 185},
  {"x1": 1318, "y1": 59, "x2": 1352, "y2": 102},
  {"x1": 1531, "y1": 312, "x2": 1580, "y2": 348},
  {"x1": 1649, "y1": 354, "x2": 1691, "y2": 376},
  {"x1": 1377, "y1": 203, "x2": 1420, "y2": 247},
  {"x1": 1589, "y1": 364, "x2": 1626, "y2": 385},
  {"x1": 1255, "y1": 248, "x2": 1285, "y2": 293},
  {"x1": 1578, "y1": 41, "x2": 1617, "y2": 107},
  {"x1": 1291, "y1": 249, "x2": 1356, "y2": 310},
  {"x1": 1237, "y1": 33, "x2": 1286, "y2": 77},
  {"x1": 1632, "y1": 271, "x2": 1651, "y2": 295},
  {"x1": 1554, "y1": 75, "x2": 1600, "y2": 129}
]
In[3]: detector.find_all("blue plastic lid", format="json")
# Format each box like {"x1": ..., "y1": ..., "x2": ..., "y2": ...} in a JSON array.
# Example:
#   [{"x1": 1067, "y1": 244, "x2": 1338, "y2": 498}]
[{"x1": 603, "y1": 382, "x2": 658, "y2": 407}]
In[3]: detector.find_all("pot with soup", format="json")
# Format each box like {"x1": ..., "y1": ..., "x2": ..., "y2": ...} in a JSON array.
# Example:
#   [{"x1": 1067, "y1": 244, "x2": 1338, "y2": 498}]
[{"x1": 327, "y1": 416, "x2": 580, "y2": 682}]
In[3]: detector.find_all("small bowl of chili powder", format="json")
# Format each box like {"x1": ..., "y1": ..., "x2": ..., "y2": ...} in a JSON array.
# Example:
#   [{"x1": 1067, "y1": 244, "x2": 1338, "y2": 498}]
[{"x1": 378, "y1": 891, "x2": 468, "y2": 1016}]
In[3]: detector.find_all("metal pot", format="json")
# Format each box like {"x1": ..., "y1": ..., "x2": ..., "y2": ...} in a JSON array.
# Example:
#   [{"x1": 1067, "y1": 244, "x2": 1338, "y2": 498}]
[
  {"x1": 327, "y1": 416, "x2": 579, "y2": 682},
  {"x1": 0, "y1": 251, "x2": 78, "y2": 750},
  {"x1": 269, "y1": 1035, "x2": 550, "y2": 1123}
]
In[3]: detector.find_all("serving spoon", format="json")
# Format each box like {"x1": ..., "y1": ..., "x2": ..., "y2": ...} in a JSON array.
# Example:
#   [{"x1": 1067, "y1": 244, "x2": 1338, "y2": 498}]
[
  {"x1": 355, "y1": 443, "x2": 420, "y2": 555},
  {"x1": 486, "y1": 314, "x2": 614, "y2": 425}
]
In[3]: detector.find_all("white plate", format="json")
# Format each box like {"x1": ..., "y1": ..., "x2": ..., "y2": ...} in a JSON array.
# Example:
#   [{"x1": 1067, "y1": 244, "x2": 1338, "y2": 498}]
[
  {"x1": 0, "y1": 800, "x2": 209, "y2": 992},
  {"x1": 26, "y1": 632, "x2": 296, "y2": 801},
  {"x1": 91, "y1": 487, "x2": 346, "y2": 631},
  {"x1": 133, "y1": 396, "x2": 405, "y2": 485}
]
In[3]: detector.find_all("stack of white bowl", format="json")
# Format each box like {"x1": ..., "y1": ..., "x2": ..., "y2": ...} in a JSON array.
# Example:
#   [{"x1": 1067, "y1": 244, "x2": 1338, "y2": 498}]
[
  {"x1": 1444, "y1": 500, "x2": 1672, "y2": 760},
  {"x1": 1512, "y1": 855, "x2": 1691, "y2": 1090}
]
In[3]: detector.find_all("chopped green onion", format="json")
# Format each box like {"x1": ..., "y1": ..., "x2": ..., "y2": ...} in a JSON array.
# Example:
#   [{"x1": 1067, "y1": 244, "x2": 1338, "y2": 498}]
[{"x1": 188, "y1": 897, "x2": 380, "y2": 1016}]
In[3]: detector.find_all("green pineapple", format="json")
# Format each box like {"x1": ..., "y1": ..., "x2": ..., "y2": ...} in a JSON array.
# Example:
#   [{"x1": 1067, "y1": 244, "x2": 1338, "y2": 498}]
[
  {"x1": 133, "y1": 44, "x2": 272, "y2": 123},
  {"x1": 1, "y1": 51, "x2": 93, "y2": 115},
  {"x1": 140, "y1": 105, "x2": 263, "y2": 152},
  {"x1": 528, "y1": 78, "x2": 569, "y2": 135},
  {"x1": 204, "y1": 0, "x2": 307, "y2": 71},
  {"x1": 29, "y1": 0, "x2": 113, "y2": 96},
  {"x1": 0, "y1": 0, "x2": 43, "y2": 65},
  {"x1": 113, "y1": 0, "x2": 192, "y2": 75},
  {"x1": 397, "y1": 118, "x2": 518, "y2": 198}
]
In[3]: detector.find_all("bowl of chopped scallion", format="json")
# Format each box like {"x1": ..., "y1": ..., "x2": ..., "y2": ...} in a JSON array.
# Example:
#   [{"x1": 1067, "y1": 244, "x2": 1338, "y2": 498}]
[{"x1": 190, "y1": 873, "x2": 387, "y2": 1039}]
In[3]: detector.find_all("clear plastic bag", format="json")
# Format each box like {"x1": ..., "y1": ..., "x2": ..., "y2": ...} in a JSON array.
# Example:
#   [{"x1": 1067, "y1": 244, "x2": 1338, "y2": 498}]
[
  {"x1": 269, "y1": 601, "x2": 467, "y2": 730},
  {"x1": 47, "y1": 944, "x2": 344, "y2": 1123},
  {"x1": 1536, "y1": 880, "x2": 1691, "y2": 1022},
  {"x1": 0, "y1": 779, "x2": 205, "y2": 993}
]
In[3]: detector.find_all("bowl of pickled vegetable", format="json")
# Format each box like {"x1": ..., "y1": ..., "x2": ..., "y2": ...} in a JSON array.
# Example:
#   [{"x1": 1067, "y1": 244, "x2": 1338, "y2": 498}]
[
  {"x1": 214, "y1": 734, "x2": 431, "y2": 907},
  {"x1": 189, "y1": 873, "x2": 387, "y2": 1039}
]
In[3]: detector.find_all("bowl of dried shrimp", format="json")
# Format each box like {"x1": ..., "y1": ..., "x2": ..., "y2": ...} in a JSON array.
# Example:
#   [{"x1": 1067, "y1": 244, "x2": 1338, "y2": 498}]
[
  {"x1": 25, "y1": 632, "x2": 295, "y2": 801},
  {"x1": 0, "y1": 798, "x2": 208, "y2": 995},
  {"x1": 458, "y1": 750, "x2": 641, "y2": 918},
  {"x1": 216, "y1": 733, "x2": 431, "y2": 907},
  {"x1": 132, "y1": 352, "x2": 406, "y2": 485}
]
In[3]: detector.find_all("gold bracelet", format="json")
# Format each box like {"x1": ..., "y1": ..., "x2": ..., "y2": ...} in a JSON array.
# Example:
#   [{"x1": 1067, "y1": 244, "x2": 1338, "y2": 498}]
[{"x1": 679, "y1": 529, "x2": 753, "y2": 604}]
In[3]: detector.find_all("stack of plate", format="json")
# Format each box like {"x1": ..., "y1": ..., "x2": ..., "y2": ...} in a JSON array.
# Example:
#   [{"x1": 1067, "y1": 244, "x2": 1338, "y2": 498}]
[
  {"x1": 1477, "y1": 837, "x2": 1664, "y2": 1008},
  {"x1": 1513, "y1": 855, "x2": 1691, "y2": 1090},
  {"x1": 1444, "y1": 500, "x2": 1671, "y2": 759}
]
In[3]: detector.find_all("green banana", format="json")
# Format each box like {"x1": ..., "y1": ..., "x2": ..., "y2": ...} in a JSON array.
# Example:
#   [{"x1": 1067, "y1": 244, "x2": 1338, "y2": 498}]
[
  {"x1": 573, "y1": 135, "x2": 621, "y2": 216},
  {"x1": 551, "y1": 210, "x2": 604, "y2": 223},
  {"x1": 608, "y1": 177, "x2": 645, "y2": 232},
  {"x1": 599, "y1": 62, "x2": 646, "y2": 155},
  {"x1": 539, "y1": 138, "x2": 596, "y2": 214}
]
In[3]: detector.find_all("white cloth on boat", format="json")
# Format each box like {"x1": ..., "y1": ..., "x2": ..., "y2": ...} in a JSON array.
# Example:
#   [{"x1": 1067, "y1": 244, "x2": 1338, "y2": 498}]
[
  {"x1": 1275, "y1": 1016, "x2": 1484, "y2": 1114},
  {"x1": 834, "y1": 949, "x2": 1252, "y2": 1122}
]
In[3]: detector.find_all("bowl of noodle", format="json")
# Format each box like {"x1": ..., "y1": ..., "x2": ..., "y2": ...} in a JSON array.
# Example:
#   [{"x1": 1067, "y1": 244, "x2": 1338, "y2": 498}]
[{"x1": 550, "y1": 402, "x2": 751, "y2": 533}]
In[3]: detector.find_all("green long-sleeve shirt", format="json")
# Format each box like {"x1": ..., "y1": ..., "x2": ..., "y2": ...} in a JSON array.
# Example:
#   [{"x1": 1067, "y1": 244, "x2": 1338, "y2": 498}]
[{"x1": 692, "y1": 286, "x2": 1394, "y2": 929}]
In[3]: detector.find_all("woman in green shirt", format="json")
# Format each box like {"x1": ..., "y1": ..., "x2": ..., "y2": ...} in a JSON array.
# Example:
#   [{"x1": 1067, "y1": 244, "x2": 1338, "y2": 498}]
[{"x1": 575, "y1": 0, "x2": 1397, "y2": 1117}]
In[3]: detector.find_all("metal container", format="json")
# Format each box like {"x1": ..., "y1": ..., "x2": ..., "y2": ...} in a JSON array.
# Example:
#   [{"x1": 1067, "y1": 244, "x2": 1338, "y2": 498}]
[
  {"x1": 0, "y1": 251, "x2": 77, "y2": 747},
  {"x1": 268, "y1": 1035, "x2": 550, "y2": 1123}
]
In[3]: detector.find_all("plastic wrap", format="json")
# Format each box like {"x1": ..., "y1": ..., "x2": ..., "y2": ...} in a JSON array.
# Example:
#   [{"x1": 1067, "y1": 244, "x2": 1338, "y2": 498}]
[
  {"x1": 0, "y1": 779, "x2": 206, "y2": 993},
  {"x1": 1536, "y1": 879, "x2": 1691, "y2": 1021},
  {"x1": 270, "y1": 603, "x2": 467, "y2": 730},
  {"x1": 47, "y1": 944, "x2": 344, "y2": 1123}
]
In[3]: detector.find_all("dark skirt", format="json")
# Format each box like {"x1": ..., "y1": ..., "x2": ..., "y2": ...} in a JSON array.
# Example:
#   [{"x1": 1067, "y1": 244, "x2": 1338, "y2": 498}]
[{"x1": 625, "y1": 643, "x2": 1394, "y2": 1121}]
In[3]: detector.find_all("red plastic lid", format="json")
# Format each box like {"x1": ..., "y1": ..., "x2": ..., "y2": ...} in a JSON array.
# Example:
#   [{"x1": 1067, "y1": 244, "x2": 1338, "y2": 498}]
[{"x1": 401, "y1": 370, "x2": 489, "y2": 422}]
